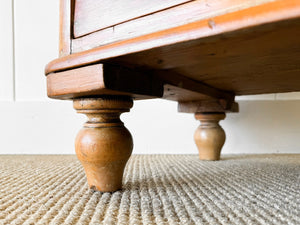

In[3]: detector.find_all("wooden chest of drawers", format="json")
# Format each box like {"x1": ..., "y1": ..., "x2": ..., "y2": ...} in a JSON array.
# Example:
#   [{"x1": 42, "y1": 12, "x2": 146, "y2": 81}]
[{"x1": 45, "y1": 0, "x2": 300, "y2": 192}]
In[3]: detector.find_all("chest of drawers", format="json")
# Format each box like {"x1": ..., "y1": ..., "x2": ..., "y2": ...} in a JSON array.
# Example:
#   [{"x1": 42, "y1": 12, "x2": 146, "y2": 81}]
[{"x1": 45, "y1": 0, "x2": 300, "y2": 192}]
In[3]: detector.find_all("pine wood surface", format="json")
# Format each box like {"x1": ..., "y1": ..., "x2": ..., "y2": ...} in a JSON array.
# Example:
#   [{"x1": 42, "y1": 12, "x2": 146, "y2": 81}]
[
  {"x1": 73, "y1": 0, "x2": 191, "y2": 38},
  {"x1": 71, "y1": 0, "x2": 275, "y2": 53},
  {"x1": 194, "y1": 113, "x2": 226, "y2": 160},
  {"x1": 47, "y1": 0, "x2": 300, "y2": 102},
  {"x1": 74, "y1": 97, "x2": 133, "y2": 192}
]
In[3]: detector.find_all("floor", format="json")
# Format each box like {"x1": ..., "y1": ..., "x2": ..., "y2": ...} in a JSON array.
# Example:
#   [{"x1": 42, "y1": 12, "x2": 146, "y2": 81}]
[{"x1": 0, "y1": 154, "x2": 299, "y2": 225}]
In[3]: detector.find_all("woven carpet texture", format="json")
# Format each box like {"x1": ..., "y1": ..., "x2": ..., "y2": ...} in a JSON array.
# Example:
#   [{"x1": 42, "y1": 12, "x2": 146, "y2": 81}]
[{"x1": 0, "y1": 154, "x2": 299, "y2": 225}]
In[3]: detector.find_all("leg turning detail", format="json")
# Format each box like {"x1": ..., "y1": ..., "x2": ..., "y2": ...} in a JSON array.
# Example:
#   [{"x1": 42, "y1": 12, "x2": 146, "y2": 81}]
[
  {"x1": 194, "y1": 112, "x2": 226, "y2": 161},
  {"x1": 73, "y1": 96, "x2": 133, "y2": 192}
]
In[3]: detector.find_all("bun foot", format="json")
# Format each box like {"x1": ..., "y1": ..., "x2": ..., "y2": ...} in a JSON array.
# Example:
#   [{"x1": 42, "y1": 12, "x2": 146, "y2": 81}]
[
  {"x1": 74, "y1": 96, "x2": 133, "y2": 192},
  {"x1": 194, "y1": 113, "x2": 226, "y2": 161}
]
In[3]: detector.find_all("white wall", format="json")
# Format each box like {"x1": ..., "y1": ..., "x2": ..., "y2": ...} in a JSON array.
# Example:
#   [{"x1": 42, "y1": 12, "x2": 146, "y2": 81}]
[
  {"x1": 0, "y1": 0, "x2": 299, "y2": 155},
  {"x1": 0, "y1": 0, "x2": 14, "y2": 101}
]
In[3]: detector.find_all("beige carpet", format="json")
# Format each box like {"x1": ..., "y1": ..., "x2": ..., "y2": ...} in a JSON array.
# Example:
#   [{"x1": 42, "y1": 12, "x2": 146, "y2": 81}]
[{"x1": 0, "y1": 154, "x2": 299, "y2": 225}]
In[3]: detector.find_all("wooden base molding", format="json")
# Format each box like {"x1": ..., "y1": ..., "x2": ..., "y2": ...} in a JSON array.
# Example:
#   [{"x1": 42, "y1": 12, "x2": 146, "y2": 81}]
[
  {"x1": 73, "y1": 96, "x2": 133, "y2": 192},
  {"x1": 194, "y1": 113, "x2": 226, "y2": 161}
]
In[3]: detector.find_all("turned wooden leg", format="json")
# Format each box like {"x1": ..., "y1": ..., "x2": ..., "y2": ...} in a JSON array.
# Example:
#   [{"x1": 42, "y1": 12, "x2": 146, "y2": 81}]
[
  {"x1": 194, "y1": 112, "x2": 226, "y2": 161},
  {"x1": 73, "y1": 96, "x2": 133, "y2": 192}
]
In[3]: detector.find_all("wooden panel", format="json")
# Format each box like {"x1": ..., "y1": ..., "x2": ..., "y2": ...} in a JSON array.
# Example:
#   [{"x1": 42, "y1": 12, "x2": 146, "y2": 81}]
[
  {"x1": 72, "y1": 0, "x2": 274, "y2": 52},
  {"x1": 0, "y1": 0, "x2": 14, "y2": 101},
  {"x1": 163, "y1": 84, "x2": 215, "y2": 102},
  {"x1": 171, "y1": 20, "x2": 300, "y2": 95},
  {"x1": 156, "y1": 70, "x2": 234, "y2": 103},
  {"x1": 46, "y1": 0, "x2": 300, "y2": 75},
  {"x1": 112, "y1": 19, "x2": 300, "y2": 95},
  {"x1": 47, "y1": 62, "x2": 234, "y2": 102},
  {"x1": 47, "y1": 64, "x2": 164, "y2": 99},
  {"x1": 178, "y1": 100, "x2": 239, "y2": 113},
  {"x1": 46, "y1": 0, "x2": 300, "y2": 100},
  {"x1": 59, "y1": 0, "x2": 73, "y2": 56},
  {"x1": 47, "y1": 64, "x2": 105, "y2": 98},
  {"x1": 73, "y1": 0, "x2": 191, "y2": 38}
]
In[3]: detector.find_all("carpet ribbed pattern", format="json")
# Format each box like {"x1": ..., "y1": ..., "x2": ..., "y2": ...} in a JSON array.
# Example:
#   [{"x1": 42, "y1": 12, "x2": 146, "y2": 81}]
[{"x1": 0, "y1": 154, "x2": 299, "y2": 225}]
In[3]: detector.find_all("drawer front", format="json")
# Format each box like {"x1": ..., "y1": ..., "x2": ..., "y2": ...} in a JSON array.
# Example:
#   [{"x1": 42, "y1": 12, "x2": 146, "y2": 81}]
[{"x1": 73, "y1": 0, "x2": 191, "y2": 38}]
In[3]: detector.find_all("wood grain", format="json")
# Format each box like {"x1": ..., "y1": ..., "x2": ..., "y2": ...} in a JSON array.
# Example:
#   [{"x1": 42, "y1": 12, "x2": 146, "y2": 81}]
[
  {"x1": 47, "y1": 64, "x2": 104, "y2": 98},
  {"x1": 59, "y1": 0, "x2": 73, "y2": 56},
  {"x1": 46, "y1": 0, "x2": 300, "y2": 75},
  {"x1": 163, "y1": 85, "x2": 215, "y2": 102},
  {"x1": 47, "y1": 0, "x2": 300, "y2": 188},
  {"x1": 73, "y1": 0, "x2": 191, "y2": 38},
  {"x1": 48, "y1": 0, "x2": 300, "y2": 105},
  {"x1": 74, "y1": 97, "x2": 133, "y2": 192},
  {"x1": 156, "y1": 70, "x2": 234, "y2": 104},
  {"x1": 116, "y1": 18, "x2": 300, "y2": 96},
  {"x1": 47, "y1": 64, "x2": 164, "y2": 99},
  {"x1": 194, "y1": 113, "x2": 226, "y2": 160},
  {"x1": 178, "y1": 100, "x2": 239, "y2": 113},
  {"x1": 72, "y1": 0, "x2": 274, "y2": 52},
  {"x1": 47, "y1": 62, "x2": 235, "y2": 102}
]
